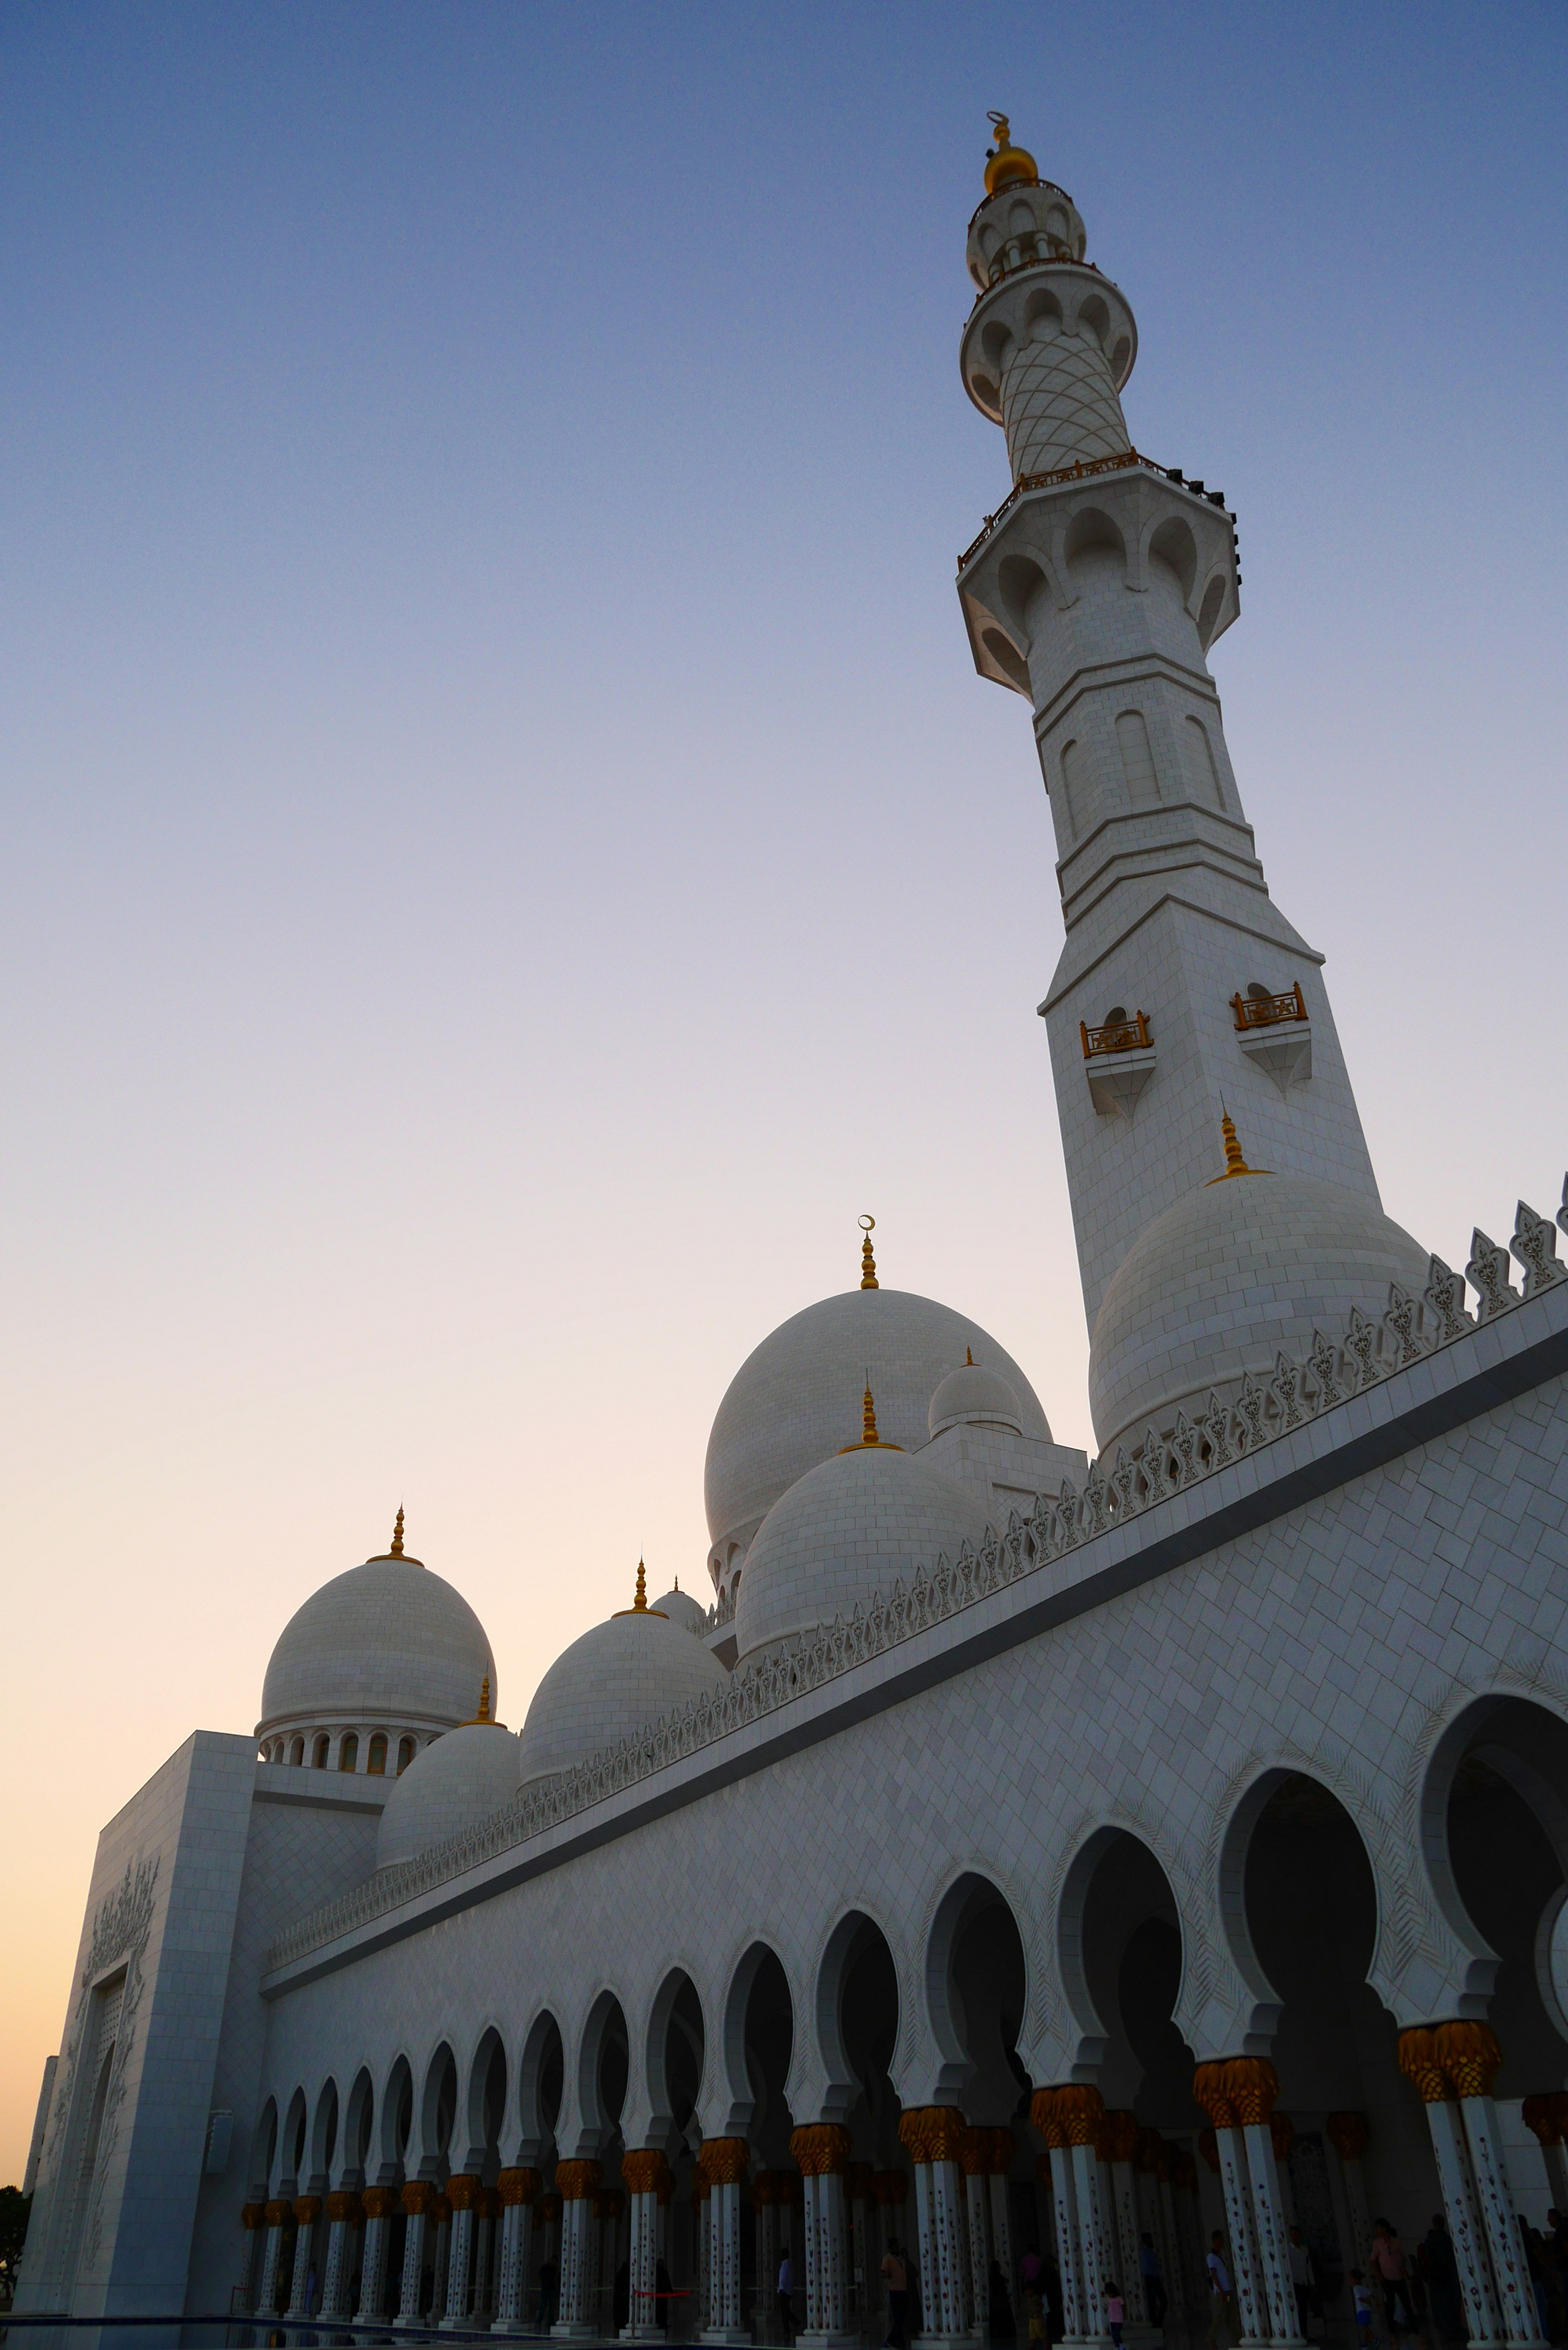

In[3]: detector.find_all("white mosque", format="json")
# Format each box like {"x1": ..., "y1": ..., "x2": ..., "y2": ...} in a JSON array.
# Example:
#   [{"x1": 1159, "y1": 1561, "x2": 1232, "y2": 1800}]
[{"x1": 18, "y1": 120, "x2": 1568, "y2": 2350}]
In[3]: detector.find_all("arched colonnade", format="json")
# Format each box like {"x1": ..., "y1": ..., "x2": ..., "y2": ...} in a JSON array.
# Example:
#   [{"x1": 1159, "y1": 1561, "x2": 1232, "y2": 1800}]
[{"x1": 236, "y1": 1695, "x2": 1568, "y2": 2348}]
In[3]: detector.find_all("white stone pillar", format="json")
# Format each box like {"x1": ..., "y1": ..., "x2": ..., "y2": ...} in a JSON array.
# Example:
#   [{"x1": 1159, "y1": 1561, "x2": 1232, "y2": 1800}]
[
  {"x1": 357, "y1": 2189, "x2": 396, "y2": 2328},
  {"x1": 964, "y1": 2166, "x2": 992, "y2": 2341},
  {"x1": 758, "y1": 2186, "x2": 782, "y2": 2330},
  {"x1": 321, "y1": 2193, "x2": 361, "y2": 2323},
  {"x1": 1107, "y1": 2145, "x2": 1146, "y2": 2327},
  {"x1": 621, "y1": 2154, "x2": 669, "y2": 2343},
  {"x1": 1457, "y1": 2092, "x2": 1545, "y2": 2347},
  {"x1": 494, "y1": 2169, "x2": 541, "y2": 2334},
  {"x1": 552, "y1": 2162, "x2": 601, "y2": 2340},
  {"x1": 287, "y1": 2196, "x2": 322, "y2": 2320},
  {"x1": 1239, "y1": 2125, "x2": 1304, "y2": 2350},
  {"x1": 258, "y1": 2205, "x2": 290, "y2": 2317},
  {"x1": 705, "y1": 2178, "x2": 748, "y2": 2343},
  {"x1": 695, "y1": 2181, "x2": 712, "y2": 2331},
  {"x1": 431, "y1": 2201, "x2": 452, "y2": 2321},
  {"x1": 476, "y1": 2198, "x2": 497, "y2": 2323},
  {"x1": 1042, "y1": 2148, "x2": 1086, "y2": 2343},
  {"x1": 1425, "y1": 2098, "x2": 1505, "y2": 2350},
  {"x1": 1069, "y1": 2142, "x2": 1115, "y2": 2340},
  {"x1": 989, "y1": 2167, "x2": 1015, "y2": 2309},
  {"x1": 394, "y1": 2186, "x2": 434, "y2": 2328},
  {"x1": 442, "y1": 2175, "x2": 482, "y2": 2326},
  {"x1": 791, "y1": 2130, "x2": 854, "y2": 2347},
  {"x1": 900, "y1": 2112, "x2": 975, "y2": 2347}
]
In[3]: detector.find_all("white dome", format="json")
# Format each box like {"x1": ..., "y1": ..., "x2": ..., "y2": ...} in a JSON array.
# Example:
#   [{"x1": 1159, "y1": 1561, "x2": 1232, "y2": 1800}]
[
  {"x1": 258, "y1": 1551, "x2": 495, "y2": 1737},
  {"x1": 651, "y1": 1585, "x2": 710, "y2": 1636},
  {"x1": 733, "y1": 1443, "x2": 990, "y2": 1667},
  {"x1": 704, "y1": 1287, "x2": 1048, "y2": 1570},
  {"x1": 1089, "y1": 1166, "x2": 1430, "y2": 1457},
  {"x1": 928, "y1": 1354, "x2": 1024, "y2": 1439},
  {"x1": 375, "y1": 1721, "x2": 521, "y2": 1869},
  {"x1": 517, "y1": 1606, "x2": 730, "y2": 1790}
]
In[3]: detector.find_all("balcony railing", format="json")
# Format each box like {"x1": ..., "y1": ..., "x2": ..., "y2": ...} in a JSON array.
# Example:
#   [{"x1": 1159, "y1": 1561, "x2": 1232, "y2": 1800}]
[
  {"x1": 958, "y1": 455, "x2": 1234, "y2": 572},
  {"x1": 1232, "y1": 984, "x2": 1307, "y2": 1031},
  {"x1": 1080, "y1": 1011, "x2": 1151, "y2": 1058}
]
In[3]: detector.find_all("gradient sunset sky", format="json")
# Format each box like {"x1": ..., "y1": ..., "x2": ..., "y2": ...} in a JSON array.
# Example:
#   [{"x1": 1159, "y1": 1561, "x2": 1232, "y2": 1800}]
[{"x1": 4, "y1": 1, "x2": 1566, "y2": 2178}]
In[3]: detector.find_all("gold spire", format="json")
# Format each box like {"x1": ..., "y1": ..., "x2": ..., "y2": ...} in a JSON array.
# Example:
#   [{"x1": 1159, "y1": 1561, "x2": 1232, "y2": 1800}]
[
  {"x1": 965, "y1": 1345, "x2": 974, "y2": 1366},
  {"x1": 859, "y1": 1213, "x2": 878, "y2": 1290},
  {"x1": 838, "y1": 1377, "x2": 904, "y2": 1455},
  {"x1": 390, "y1": 1505, "x2": 404, "y2": 1557},
  {"x1": 614, "y1": 1558, "x2": 666, "y2": 1619},
  {"x1": 462, "y1": 1673, "x2": 497, "y2": 1726},
  {"x1": 984, "y1": 111, "x2": 1038, "y2": 198},
  {"x1": 1206, "y1": 1109, "x2": 1269, "y2": 1183}
]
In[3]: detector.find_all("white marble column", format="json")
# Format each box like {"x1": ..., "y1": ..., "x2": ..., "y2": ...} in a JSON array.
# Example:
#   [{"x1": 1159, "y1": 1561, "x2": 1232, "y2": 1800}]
[
  {"x1": 1042, "y1": 2147, "x2": 1086, "y2": 2344},
  {"x1": 1211, "y1": 2132, "x2": 1267, "y2": 2348},
  {"x1": 287, "y1": 2196, "x2": 322, "y2": 2320},
  {"x1": 1458, "y1": 2092, "x2": 1546, "y2": 2348},
  {"x1": 695, "y1": 2183, "x2": 712, "y2": 2331},
  {"x1": 258, "y1": 2205, "x2": 290, "y2": 2317},
  {"x1": 1108, "y1": 2152, "x2": 1147, "y2": 2327},
  {"x1": 321, "y1": 2193, "x2": 362, "y2": 2324},
  {"x1": 758, "y1": 2187, "x2": 782, "y2": 2330},
  {"x1": 621, "y1": 2153, "x2": 669, "y2": 2343},
  {"x1": 394, "y1": 2187, "x2": 434, "y2": 2328},
  {"x1": 357, "y1": 2189, "x2": 397, "y2": 2329},
  {"x1": 442, "y1": 2176, "x2": 482, "y2": 2327},
  {"x1": 705, "y1": 2177, "x2": 749, "y2": 2343},
  {"x1": 988, "y1": 2167, "x2": 1015, "y2": 2310},
  {"x1": 1239, "y1": 2124, "x2": 1304, "y2": 2350},
  {"x1": 1069, "y1": 2141, "x2": 1116, "y2": 2341},
  {"x1": 493, "y1": 2170, "x2": 540, "y2": 2335},
  {"x1": 1425, "y1": 2097, "x2": 1505, "y2": 2350},
  {"x1": 552, "y1": 2163, "x2": 601, "y2": 2341},
  {"x1": 965, "y1": 2165, "x2": 992, "y2": 2341}
]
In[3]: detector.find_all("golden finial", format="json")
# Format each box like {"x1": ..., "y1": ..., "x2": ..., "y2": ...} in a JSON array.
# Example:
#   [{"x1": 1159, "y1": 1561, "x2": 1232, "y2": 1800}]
[
  {"x1": 859, "y1": 1213, "x2": 878, "y2": 1290},
  {"x1": 838, "y1": 1376, "x2": 904, "y2": 1455},
  {"x1": 614, "y1": 1557, "x2": 666, "y2": 1618},
  {"x1": 461, "y1": 1672, "x2": 499, "y2": 1726},
  {"x1": 1207, "y1": 1108, "x2": 1269, "y2": 1183},
  {"x1": 390, "y1": 1506, "x2": 405, "y2": 1557},
  {"x1": 984, "y1": 110, "x2": 1038, "y2": 198},
  {"x1": 965, "y1": 1345, "x2": 974, "y2": 1366}
]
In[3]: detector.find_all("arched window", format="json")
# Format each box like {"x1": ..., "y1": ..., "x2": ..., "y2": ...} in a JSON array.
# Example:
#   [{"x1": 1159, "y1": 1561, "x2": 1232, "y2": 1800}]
[
  {"x1": 396, "y1": 1737, "x2": 415, "y2": 1775},
  {"x1": 339, "y1": 1733, "x2": 359, "y2": 1773},
  {"x1": 368, "y1": 1733, "x2": 388, "y2": 1776},
  {"x1": 290, "y1": 1736, "x2": 305, "y2": 1767},
  {"x1": 313, "y1": 1734, "x2": 330, "y2": 1769}
]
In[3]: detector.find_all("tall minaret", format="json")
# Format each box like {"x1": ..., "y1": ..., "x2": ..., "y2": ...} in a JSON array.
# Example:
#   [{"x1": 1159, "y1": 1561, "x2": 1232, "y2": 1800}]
[{"x1": 955, "y1": 119, "x2": 1384, "y2": 1332}]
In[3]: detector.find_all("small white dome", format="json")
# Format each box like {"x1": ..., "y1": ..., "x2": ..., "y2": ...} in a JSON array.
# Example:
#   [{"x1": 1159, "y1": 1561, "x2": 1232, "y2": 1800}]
[
  {"x1": 517, "y1": 1605, "x2": 730, "y2": 1791},
  {"x1": 258, "y1": 1547, "x2": 495, "y2": 1738},
  {"x1": 733, "y1": 1443, "x2": 989, "y2": 1668},
  {"x1": 1089, "y1": 1163, "x2": 1429, "y2": 1457},
  {"x1": 375, "y1": 1720, "x2": 521, "y2": 1869},
  {"x1": 928, "y1": 1352, "x2": 1024, "y2": 1439},
  {"x1": 651, "y1": 1585, "x2": 709, "y2": 1635},
  {"x1": 704, "y1": 1286, "x2": 1048, "y2": 1572}
]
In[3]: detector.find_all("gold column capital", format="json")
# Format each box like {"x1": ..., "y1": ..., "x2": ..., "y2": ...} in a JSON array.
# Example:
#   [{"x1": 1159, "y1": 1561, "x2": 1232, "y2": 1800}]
[
  {"x1": 326, "y1": 2190, "x2": 362, "y2": 2225},
  {"x1": 1434, "y1": 2020, "x2": 1503, "y2": 2098},
  {"x1": 292, "y1": 2195, "x2": 322, "y2": 2225},
  {"x1": 401, "y1": 2180, "x2": 437, "y2": 2217},
  {"x1": 554, "y1": 2159, "x2": 602, "y2": 2203},
  {"x1": 1324, "y1": 2109, "x2": 1370, "y2": 2157},
  {"x1": 444, "y1": 2174, "x2": 483, "y2": 2212},
  {"x1": 361, "y1": 2186, "x2": 399, "y2": 2219},
  {"x1": 263, "y1": 2198, "x2": 292, "y2": 2228},
  {"x1": 496, "y1": 2167, "x2": 543, "y2": 2205},
  {"x1": 621, "y1": 2150, "x2": 673, "y2": 2197},
  {"x1": 790, "y1": 2123, "x2": 853, "y2": 2177},
  {"x1": 872, "y1": 2169, "x2": 908, "y2": 2205},
  {"x1": 700, "y1": 2135, "x2": 752, "y2": 2185},
  {"x1": 897, "y1": 2105, "x2": 969, "y2": 2165}
]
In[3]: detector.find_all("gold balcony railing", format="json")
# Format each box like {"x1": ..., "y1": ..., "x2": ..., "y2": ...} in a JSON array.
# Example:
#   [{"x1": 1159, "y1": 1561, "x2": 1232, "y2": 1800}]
[
  {"x1": 1080, "y1": 1010, "x2": 1151, "y2": 1058},
  {"x1": 1232, "y1": 983, "x2": 1307, "y2": 1031},
  {"x1": 957, "y1": 454, "x2": 1235, "y2": 572}
]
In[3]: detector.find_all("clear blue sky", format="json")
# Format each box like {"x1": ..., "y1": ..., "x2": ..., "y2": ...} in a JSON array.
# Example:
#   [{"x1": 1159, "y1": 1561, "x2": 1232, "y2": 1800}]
[{"x1": 2, "y1": 1, "x2": 1565, "y2": 2172}]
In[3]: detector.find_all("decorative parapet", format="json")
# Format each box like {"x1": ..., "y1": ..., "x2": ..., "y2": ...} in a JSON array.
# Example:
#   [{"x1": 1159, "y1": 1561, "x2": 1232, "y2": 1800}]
[
  {"x1": 265, "y1": 1185, "x2": 1568, "y2": 1976},
  {"x1": 1231, "y1": 984, "x2": 1306, "y2": 1031},
  {"x1": 958, "y1": 450, "x2": 1234, "y2": 573},
  {"x1": 1080, "y1": 1010, "x2": 1151, "y2": 1058}
]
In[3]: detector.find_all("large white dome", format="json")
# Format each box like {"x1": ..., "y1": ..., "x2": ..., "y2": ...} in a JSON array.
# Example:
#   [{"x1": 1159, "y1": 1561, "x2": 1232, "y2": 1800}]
[
  {"x1": 704, "y1": 1287, "x2": 1048, "y2": 1579},
  {"x1": 733, "y1": 1443, "x2": 989, "y2": 1668},
  {"x1": 375, "y1": 1721, "x2": 522, "y2": 1869},
  {"x1": 258, "y1": 1551, "x2": 495, "y2": 1738},
  {"x1": 1089, "y1": 1165, "x2": 1429, "y2": 1457},
  {"x1": 517, "y1": 1604, "x2": 730, "y2": 1791}
]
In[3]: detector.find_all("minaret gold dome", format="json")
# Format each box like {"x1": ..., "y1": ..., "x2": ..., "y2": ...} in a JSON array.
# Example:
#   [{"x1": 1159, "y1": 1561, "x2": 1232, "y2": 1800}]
[{"x1": 984, "y1": 111, "x2": 1038, "y2": 198}]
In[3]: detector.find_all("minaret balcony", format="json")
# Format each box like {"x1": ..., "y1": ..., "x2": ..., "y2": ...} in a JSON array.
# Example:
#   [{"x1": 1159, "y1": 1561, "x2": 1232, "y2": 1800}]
[
  {"x1": 1077, "y1": 1008, "x2": 1156, "y2": 1123},
  {"x1": 1232, "y1": 982, "x2": 1313, "y2": 1098}
]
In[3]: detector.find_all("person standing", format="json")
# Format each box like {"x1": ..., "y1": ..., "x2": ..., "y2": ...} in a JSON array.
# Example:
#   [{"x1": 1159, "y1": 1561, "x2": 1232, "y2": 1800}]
[
  {"x1": 881, "y1": 2236, "x2": 909, "y2": 2350},
  {"x1": 1370, "y1": 2219, "x2": 1412, "y2": 2339},
  {"x1": 1419, "y1": 2215, "x2": 1463, "y2": 2348},
  {"x1": 777, "y1": 2247, "x2": 795, "y2": 2342},
  {"x1": 1104, "y1": 2280, "x2": 1126, "y2": 2350},
  {"x1": 1287, "y1": 2225, "x2": 1316, "y2": 2336},
  {"x1": 1206, "y1": 2233, "x2": 1233, "y2": 2350},
  {"x1": 1140, "y1": 2232, "x2": 1167, "y2": 2330}
]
